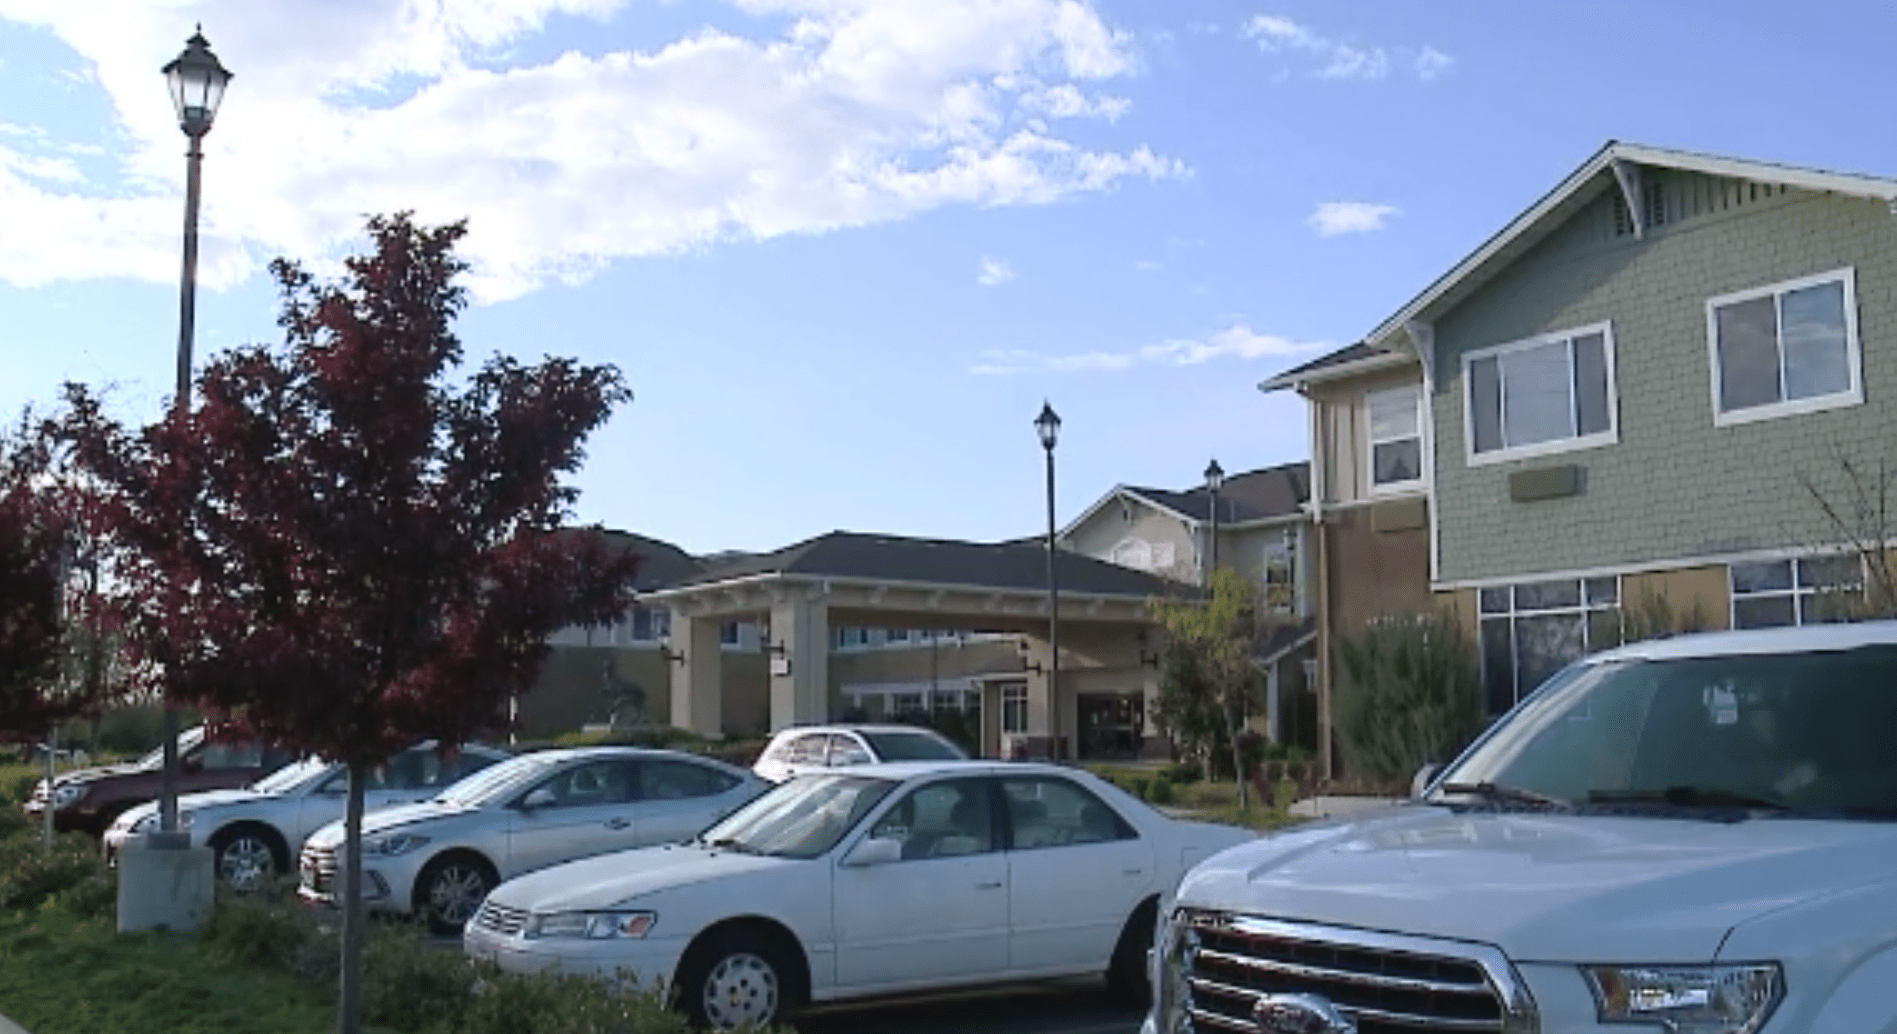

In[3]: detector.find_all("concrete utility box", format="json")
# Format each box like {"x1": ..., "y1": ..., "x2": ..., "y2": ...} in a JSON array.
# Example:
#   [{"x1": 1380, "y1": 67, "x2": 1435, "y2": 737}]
[{"x1": 116, "y1": 834, "x2": 215, "y2": 934}]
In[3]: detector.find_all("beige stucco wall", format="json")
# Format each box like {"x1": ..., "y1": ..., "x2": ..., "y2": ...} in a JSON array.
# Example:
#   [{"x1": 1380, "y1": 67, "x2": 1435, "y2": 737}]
[{"x1": 1064, "y1": 493, "x2": 1197, "y2": 580}]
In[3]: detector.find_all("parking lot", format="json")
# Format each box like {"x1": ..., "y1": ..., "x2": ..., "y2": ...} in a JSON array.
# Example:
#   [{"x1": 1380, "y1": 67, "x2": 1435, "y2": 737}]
[{"x1": 794, "y1": 979, "x2": 1142, "y2": 1034}]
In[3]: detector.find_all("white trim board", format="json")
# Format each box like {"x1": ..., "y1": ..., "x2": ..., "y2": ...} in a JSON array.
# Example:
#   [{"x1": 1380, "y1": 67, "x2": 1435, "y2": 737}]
[{"x1": 1431, "y1": 540, "x2": 1885, "y2": 593}]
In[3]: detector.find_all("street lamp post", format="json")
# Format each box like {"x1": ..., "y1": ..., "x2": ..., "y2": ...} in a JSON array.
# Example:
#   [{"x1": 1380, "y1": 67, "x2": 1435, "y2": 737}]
[
  {"x1": 1204, "y1": 459, "x2": 1225, "y2": 586},
  {"x1": 1034, "y1": 403, "x2": 1062, "y2": 760},
  {"x1": 157, "y1": 27, "x2": 232, "y2": 840}
]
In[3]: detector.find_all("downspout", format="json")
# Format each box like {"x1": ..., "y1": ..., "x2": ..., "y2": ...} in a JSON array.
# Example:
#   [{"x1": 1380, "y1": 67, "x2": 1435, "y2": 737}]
[
  {"x1": 1305, "y1": 385, "x2": 1336, "y2": 781},
  {"x1": 1403, "y1": 321, "x2": 1441, "y2": 587}
]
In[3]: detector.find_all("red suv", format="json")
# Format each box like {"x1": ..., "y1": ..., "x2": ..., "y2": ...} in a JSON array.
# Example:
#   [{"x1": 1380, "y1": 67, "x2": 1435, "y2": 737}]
[{"x1": 24, "y1": 724, "x2": 299, "y2": 837}]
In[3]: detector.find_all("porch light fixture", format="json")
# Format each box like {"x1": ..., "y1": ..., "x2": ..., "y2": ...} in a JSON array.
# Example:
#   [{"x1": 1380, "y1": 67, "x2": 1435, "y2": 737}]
[
  {"x1": 658, "y1": 637, "x2": 686, "y2": 666},
  {"x1": 1136, "y1": 631, "x2": 1161, "y2": 670},
  {"x1": 163, "y1": 26, "x2": 232, "y2": 138}
]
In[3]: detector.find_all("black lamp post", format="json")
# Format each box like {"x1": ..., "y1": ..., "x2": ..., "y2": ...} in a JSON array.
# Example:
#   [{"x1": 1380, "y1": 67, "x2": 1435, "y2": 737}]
[
  {"x1": 157, "y1": 26, "x2": 232, "y2": 840},
  {"x1": 1204, "y1": 459, "x2": 1225, "y2": 588},
  {"x1": 1034, "y1": 402, "x2": 1062, "y2": 760}
]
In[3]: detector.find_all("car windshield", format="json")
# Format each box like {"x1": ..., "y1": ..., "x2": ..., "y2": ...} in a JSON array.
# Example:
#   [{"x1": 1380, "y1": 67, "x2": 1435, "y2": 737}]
[
  {"x1": 861, "y1": 730, "x2": 965, "y2": 761},
  {"x1": 250, "y1": 757, "x2": 333, "y2": 794},
  {"x1": 694, "y1": 774, "x2": 896, "y2": 859},
  {"x1": 1434, "y1": 643, "x2": 1897, "y2": 819},
  {"x1": 435, "y1": 753, "x2": 561, "y2": 807},
  {"x1": 136, "y1": 726, "x2": 205, "y2": 770}
]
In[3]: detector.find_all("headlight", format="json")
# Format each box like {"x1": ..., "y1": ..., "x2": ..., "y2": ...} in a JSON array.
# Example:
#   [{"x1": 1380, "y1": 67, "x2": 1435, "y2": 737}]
[
  {"x1": 127, "y1": 812, "x2": 190, "y2": 833},
  {"x1": 523, "y1": 910, "x2": 656, "y2": 941},
  {"x1": 1582, "y1": 964, "x2": 1783, "y2": 1034},
  {"x1": 50, "y1": 784, "x2": 85, "y2": 810},
  {"x1": 361, "y1": 833, "x2": 430, "y2": 857}
]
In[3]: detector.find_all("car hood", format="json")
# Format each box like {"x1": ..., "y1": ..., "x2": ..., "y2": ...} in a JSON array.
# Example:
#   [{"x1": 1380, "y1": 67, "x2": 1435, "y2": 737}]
[
  {"x1": 306, "y1": 799, "x2": 479, "y2": 846},
  {"x1": 490, "y1": 842, "x2": 796, "y2": 913},
  {"x1": 50, "y1": 762, "x2": 149, "y2": 787},
  {"x1": 114, "y1": 788, "x2": 273, "y2": 825},
  {"x1": 1174, "y1": 804, "x2": 1897, "y2": 962}
]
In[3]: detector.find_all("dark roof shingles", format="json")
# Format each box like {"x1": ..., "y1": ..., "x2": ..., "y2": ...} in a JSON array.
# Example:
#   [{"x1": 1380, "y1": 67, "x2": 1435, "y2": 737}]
[{"x1": 1125, "y1": 461, "x2": 1309, "y2": 524}]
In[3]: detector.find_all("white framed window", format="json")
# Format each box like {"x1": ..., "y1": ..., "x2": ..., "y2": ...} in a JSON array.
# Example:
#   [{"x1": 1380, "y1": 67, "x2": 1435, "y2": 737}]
[
  {"x1": 719, "y1": 622, "x2": 741, "y2": 647},
  {"x1": 628, "y1": 606, "x2": 672, "y2": 643},
  {"x1": 1151, "y1": 541, "x2": 1176, "y2": 570},
  {"x1": 1463, "y1": 322, "x2": 1618, "y2": 466},
  {"x1": 1706, "y1": 267, "x2": 1862, "y2": 427},
  {"x1": 1111, "y1": 538, "x2": 1152, "y2": 570},
  {"x1": 1262, "y1": 541, "x2": 1295, "y2": 614},
  {"x1": 1001, "y1": 684, "x2": 1028, "y2": 734},
  {"x1": 1477, "y1": 576, "x2": 1621, "y2": 716},
  {"x1": 885, "y1": 629, "x2": 911, "y2": 645},
  {"x1": 1365, "y1": 383, "x2": 1423, "y2": 492},
  {"x1": 834, "y1": 627, "x2": 872, "y2": 650},
  {"x1": 1728, "y1": 553, "x2": 1864, "y2": 629}
]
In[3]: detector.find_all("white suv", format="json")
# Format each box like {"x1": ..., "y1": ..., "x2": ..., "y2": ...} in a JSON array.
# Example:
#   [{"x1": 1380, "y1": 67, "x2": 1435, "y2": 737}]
[
  {"x1": 1149, "y1": 620, "x2": 1897, "y2": 1034},
  {"x1": 752, "y1": 724, "x2": 968, "y2": 784}
]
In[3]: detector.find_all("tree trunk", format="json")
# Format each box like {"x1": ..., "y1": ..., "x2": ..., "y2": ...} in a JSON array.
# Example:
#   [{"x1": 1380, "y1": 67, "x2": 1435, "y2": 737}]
[
  {"x1": 336, "y1": 759, "x2": 368, "y2": 1034},
  {"x1": 1224, "y1": 704, "x2": 1249, "y2": 811}
]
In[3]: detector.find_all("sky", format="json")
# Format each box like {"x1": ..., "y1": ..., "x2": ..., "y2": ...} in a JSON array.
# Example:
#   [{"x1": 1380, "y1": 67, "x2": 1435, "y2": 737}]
[{"x1": 2, "y1": 1, "x2": 1894, "y2": 557}]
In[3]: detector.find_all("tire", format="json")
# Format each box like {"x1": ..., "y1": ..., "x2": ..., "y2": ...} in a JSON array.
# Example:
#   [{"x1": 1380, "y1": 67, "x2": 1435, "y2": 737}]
[
  {"x1": 675, "y1": 926, "x2": 804, "y2": 1031},
  {"x1": 413, "y1": 853, "x2": 497, "y2": 937},
  {"x1": 1106, "y1": 897, "x2": 1159, "y2": 1008},
  {"x1": 209, "y1": 824, "x2": 288, "y2": 894}
]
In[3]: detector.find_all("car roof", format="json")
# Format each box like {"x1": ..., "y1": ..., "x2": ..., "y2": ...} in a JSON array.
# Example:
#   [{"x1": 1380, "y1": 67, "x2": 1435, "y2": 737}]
[
  {"x1": 1586, "y1": 618, "x2": 1897, "y2": 664},
  {"x1": 802, "y1": 759, "x2": 1094, "y2": 782},
  {"x1": 772, "y1": 724, "x2": 955, "y2": 739},
  {"x1": 508, "y1": 745, "x2": 722, "y2": 763}
]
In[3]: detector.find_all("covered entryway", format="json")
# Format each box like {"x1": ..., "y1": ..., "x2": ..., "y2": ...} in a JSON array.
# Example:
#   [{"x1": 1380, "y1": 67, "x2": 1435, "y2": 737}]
[{"x1": 639, "y1": 532, "x2": 1180, "y2": 761}]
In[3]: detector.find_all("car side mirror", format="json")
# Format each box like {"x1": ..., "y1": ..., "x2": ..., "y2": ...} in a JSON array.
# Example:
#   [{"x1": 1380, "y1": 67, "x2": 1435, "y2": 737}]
[
  {"x1": 181, "y1": 755, "x2": 204, "y2": 774},
  {"x1": 844, "y1": 836, "x2": 903, "y2": 867},
  {"x1": 520, "y1": 787, "x2": 558, "y2": 811},
  {"x1": 1411, "y1": 763, "x2": 1444, "y2": 799}
]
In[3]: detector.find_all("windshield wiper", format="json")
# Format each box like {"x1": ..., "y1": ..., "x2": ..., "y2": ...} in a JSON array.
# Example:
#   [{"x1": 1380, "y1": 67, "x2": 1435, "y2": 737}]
[
  {"x1": 698, "y1": 837, "x2": 758, "y2": 854},
  {"x1": 1587, "y1": 786, "x2": 1802, "y2": 813},
  {"x1": 1436, "y1": 781, "x2": 1574, "y2": 811}
]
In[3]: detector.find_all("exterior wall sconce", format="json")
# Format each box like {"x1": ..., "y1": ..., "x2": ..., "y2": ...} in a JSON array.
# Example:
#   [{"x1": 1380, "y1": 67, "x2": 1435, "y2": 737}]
[
  {"x1": 659, "y1": 638, "x2": 686, "y2": 666},
  {"x1": 1136, "y1": 630, "x2": 1162, "y2": 669}
]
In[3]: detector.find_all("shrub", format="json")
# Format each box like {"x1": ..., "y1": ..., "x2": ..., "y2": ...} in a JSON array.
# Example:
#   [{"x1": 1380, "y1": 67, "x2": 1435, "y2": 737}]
[
  {"x1": 1335, "y1": 610, "x2": 1486, "y2": 784},
  {"x1": 363, "y1": 921, "x2": 485, "y2": 1032},
  {"x1": 1129, "y1": 777, "x2": 1150, "y2": 801},
  {"x1": 1148, "y1": 775, "x2": 1176, "y2": 806},
  {"x1": 203, "y1": 882, "x2": 340, "y2": 984},
  {"x1": 0, "y1": 831, "x2": 109, "y2": 909},
  {"x1": 1160, "y1": 762, "x2": 1201, "y2": 785}
]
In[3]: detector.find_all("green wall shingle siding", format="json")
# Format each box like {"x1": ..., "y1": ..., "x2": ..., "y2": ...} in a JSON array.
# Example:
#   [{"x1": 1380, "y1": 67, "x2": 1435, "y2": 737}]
[{"x1": 1430, "y1": 177, "x2": 1897, "y2": 583}]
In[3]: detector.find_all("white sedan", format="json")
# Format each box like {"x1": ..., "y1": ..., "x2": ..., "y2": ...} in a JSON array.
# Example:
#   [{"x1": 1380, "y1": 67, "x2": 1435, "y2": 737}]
[
  {"x1": 462, "y1": 760, "x2": 1256, "y2": 1030},
  {"x1": 103, "y1": 741, "x2": 510, "y2": 891},
  {"x1": 298, "y1": 746, "x2": 768, "y2": 934}
]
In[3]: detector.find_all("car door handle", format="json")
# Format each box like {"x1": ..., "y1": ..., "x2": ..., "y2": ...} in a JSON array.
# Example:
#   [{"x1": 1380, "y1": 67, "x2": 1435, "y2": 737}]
[
  {"x1": 604, "y1": 817, "x2": 631, "y2": 830},
  {"x1": 1122, "y1": 868, "x2": 1144, "y2": 876},
  {"x1": 975, "y1": 880, "x2": 1003, "y2": 890}
]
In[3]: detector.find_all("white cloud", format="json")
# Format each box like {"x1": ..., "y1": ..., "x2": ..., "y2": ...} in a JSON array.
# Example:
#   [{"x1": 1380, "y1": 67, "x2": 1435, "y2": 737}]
[
  {"x1": 0, "y1": 0, "x2": 1186, "y2": 302},
  {"x1": 1240, "y1": 14, "x2": 1451, "y2": 82},
  {"x1": 1132, "y1": 259, "x2": 1159, "y2": 272},
  {"x1": 971, "y1": 324, "x2": 1327, "y2": 374},
  {"x1": 976, "y1": 255, "x2": 1013, "y2": 285},
  {"x1": 1307, "y1": 201, "x2": 1399, "y2": 237}
]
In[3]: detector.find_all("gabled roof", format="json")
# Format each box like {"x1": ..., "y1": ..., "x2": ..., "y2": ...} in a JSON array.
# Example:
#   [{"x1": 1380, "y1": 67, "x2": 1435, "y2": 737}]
[
  {"x1": 1060, "y1": 460, "x2": 1311, "y2": 540},
  {"x1": 1261, "y1": 140, "x2": 1897, "y2": 395},
  {"x1": 676, "y1": 530, "x2": 1182, "y2": 598},
  {"x1": 557, "y1": 527, "x2": 705, "y2": 592}
]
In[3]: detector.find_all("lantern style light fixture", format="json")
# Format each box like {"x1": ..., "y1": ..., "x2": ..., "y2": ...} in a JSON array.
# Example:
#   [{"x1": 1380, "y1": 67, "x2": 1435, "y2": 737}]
[
  {"x1": 1034, "y1": 401, "x2": 1061, "y2": 452},
  {"x1": 162, "y1": 26, "x2": 233, "y2": 138}
]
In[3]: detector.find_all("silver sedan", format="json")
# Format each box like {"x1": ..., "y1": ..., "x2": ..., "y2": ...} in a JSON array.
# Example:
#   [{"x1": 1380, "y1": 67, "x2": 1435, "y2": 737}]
[{"x1": 297, "y1": 746, "x2": 770, "y2": 934}]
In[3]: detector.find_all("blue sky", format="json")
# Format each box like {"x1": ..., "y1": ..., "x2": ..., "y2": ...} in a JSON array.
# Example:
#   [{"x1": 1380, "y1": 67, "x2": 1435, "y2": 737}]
[{"x1": 2, "y1": 0, "x2": 1894, "y2": 556}]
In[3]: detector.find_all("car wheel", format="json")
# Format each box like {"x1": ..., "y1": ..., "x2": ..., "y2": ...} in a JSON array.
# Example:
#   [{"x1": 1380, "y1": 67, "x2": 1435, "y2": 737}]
[
  {"x1": 677, "y1": 927, "x2": 803, "y2": 1031},
  {"x1": 415, "y1": 853, "x2": 496, "y2": 936},
  {"x1": 209, "y1": 825, "x2": 287, "y2": 894},
  {"x1": 1106, "y1": 896, "x2": 1158, "y2": 1007}
]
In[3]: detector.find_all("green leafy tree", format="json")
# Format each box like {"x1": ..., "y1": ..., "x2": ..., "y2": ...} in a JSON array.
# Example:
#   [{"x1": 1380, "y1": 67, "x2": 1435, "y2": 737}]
[
  {"x1": 1333, "y1": 610, "x2": 1486, "y2": 785},
  {"x1": 1149, "y1": 567, "x2": 1266, "y2": 809},
  {"x1": 1152, "y1": 638, "x2": 1222, "y2": 779}
]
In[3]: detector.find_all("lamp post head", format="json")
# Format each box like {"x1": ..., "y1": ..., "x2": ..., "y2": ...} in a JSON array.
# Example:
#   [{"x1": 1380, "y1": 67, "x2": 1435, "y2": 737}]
[
  {"x1": 162, "y1": 25, "x2": 232, "y2": 138},
  {"x1": 1204, "y1": 458, "x2": 1225, "y2": 493},
  {"x1": 1034, "y1": 401, "x2": 1061, "y2": 452}
]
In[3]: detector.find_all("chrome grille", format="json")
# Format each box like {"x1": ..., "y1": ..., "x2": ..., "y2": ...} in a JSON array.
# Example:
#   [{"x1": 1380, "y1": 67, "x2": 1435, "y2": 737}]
[
  {"x1": 300, "y1": 843, "x2": 338, "y2": 896},
  {"x1": 474, "y1": 902, "x2": 530, "y2": 937},
  {"x1": 1180, "y1": 912, "x2": 1534, "y2": 1033}
]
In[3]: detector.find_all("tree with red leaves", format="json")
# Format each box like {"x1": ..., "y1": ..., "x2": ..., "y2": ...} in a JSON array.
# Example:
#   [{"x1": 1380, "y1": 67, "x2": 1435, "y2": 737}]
[
  {"x1": 56, "y1": 212, "x2": 641, "y2": 1034},
  {"x1": 0, "y1": 410, "x2": 114, "y2": 745}
]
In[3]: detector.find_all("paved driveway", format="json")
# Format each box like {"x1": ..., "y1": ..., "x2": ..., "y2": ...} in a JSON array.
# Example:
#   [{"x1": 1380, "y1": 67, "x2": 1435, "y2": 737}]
[{"x1": 794, "y1": 979, "x2": 1144, "y2": 1034}]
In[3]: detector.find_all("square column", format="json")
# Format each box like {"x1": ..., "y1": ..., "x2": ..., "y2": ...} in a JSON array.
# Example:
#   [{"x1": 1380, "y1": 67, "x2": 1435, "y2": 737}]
[
  {"x1": 1019, "y1": 636, "x2": 1072, "y2": 759},
  {"x1": 768, "y1": 599, "x2": 830, "y2": 731},
  {"x1": 668, "y1": 615, "x2": 723, "y2": 738}
]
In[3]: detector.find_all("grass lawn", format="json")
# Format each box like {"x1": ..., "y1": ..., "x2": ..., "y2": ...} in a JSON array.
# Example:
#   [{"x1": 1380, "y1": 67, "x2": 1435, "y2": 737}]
[{"x1": 0, "y1": 907, "x2": 343, "y2": 1034}]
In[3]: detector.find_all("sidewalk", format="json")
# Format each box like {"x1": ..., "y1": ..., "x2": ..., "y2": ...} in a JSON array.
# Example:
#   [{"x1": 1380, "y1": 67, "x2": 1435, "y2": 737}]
[{"x1": 0, "y1": 1013, "x2": 29, "y2": 1034}]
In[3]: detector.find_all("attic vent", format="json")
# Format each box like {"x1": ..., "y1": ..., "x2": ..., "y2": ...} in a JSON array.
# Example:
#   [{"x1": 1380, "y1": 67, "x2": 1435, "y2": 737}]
[{"x1": 1612, "y1": 172, "x2": 1793, "y2": 238}]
